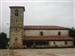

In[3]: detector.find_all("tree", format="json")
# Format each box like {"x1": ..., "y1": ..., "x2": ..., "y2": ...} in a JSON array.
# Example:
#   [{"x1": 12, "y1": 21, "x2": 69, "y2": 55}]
[
  {"x1": 0, "y1": 32, "x2": 8, "y2": 49},
  {"x1": 69, "y1": 28, "x2": 75, "y2": 47},
  {"x1": 69, "y1": 28, "x2": 75, "y2": 38}
]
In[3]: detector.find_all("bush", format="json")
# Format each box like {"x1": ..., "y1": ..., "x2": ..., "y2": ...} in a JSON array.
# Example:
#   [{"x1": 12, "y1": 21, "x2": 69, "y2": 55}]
[{"x1": 0, "y1": 32, "x2": 8, "y2": 49}]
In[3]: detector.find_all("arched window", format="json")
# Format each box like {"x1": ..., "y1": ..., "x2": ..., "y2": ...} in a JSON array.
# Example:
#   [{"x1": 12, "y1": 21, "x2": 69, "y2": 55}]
[{"x1": 15, "y1": 9, "x2": 18, "y2": 16}]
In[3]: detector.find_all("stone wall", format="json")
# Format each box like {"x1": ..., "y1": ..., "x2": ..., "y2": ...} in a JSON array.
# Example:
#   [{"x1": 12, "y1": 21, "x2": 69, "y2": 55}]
[
  {"x1": 9, "y1": 7, "x2": 25, "y2": 49},
  {"x1": 9, "y1": 29, "x2": 23, "y2": 48}
]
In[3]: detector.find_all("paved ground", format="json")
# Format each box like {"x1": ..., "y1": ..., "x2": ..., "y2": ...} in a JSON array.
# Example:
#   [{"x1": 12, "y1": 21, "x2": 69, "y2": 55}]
[{"x1": 0, "y1": 48, "x2": 75, "y2": 56}]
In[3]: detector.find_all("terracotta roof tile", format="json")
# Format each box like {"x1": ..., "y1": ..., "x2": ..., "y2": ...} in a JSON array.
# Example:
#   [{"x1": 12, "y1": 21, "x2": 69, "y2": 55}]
[{"x1": 24, "y1": 26, "x2": 70, "y2": 30}]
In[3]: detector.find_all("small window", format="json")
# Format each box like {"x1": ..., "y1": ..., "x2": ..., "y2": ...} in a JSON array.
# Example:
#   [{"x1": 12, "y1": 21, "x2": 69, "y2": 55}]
[
  {"x1": 15, "y1": 37, "x2": 17, "y2": 40},
  {"x1": 65, "y1": 41, "x2": 67, "y2": 45},
  {"x1": 58, "y1": 32, "x2": 61, "y2": 36},
  {"x1": 40, "y1": 31, "x2": 43, "y2": 36},
  {"x1": 15, "y1": 9, "x2": 18, "y2": 16},
  {"x1": 53, "y1": 42, "x2": 55, "y2": 44}
]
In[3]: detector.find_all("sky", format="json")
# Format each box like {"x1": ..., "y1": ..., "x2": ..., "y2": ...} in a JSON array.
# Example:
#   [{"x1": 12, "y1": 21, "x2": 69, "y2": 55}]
[
  {"x1": 0, "y1": 0, "x2": 75, "y2": 37},
  {"x1": 0, "y1": 0, "x2": 74, "y2": 2}
]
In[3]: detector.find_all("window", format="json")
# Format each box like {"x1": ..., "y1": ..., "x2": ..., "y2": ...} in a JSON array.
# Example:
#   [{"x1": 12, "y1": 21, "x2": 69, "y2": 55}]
[
  {"x1": 40, "y1": 31, "x2": 43, "y2": 36},
  {"x1": 65, "y1": 41, "x2": 67, "y2": 45},
  {"x1": 58, "y1": 32, "x2": 61, "y2": 36},
  {"x1": 15, "y1": 9, "x2": 18, "y2": 16},
  {"x1": 53, "y1": 42, "x2": 55, "y2": 44},
  {"x1": 15, "y1": 37, "x2": 17, "y2": 40}
]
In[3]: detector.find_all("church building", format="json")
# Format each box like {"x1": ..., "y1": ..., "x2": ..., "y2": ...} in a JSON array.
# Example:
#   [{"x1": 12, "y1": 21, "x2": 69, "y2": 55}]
[{"x1": 9, "y1": 6, "x2": 74, "y2": 49}]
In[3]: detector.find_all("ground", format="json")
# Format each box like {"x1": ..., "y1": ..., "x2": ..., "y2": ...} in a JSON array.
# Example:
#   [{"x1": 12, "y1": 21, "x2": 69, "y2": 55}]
[{"x1": 0, "y1": 48, "x2": 75, "y2": 56}]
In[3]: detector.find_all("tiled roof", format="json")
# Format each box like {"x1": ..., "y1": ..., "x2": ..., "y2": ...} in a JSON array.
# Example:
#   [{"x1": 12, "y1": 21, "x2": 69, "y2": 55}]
[
  {"x1": 24, "y1": 26, "x2": 70, "y2": 30},
  {"x1": 24, "y1": 36, "x2": 74, "y2": 41}
]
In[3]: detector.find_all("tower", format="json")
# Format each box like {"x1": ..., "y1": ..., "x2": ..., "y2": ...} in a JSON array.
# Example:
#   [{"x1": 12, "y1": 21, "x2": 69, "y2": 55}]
[{"x1": 9, "y1": 6, "x2": 25, "y2": 48}]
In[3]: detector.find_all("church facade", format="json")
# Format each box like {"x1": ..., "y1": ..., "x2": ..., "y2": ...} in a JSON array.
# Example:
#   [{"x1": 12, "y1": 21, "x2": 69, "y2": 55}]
[{"x1": 9, "y1": 6, "x2": 74, "y2": 49}]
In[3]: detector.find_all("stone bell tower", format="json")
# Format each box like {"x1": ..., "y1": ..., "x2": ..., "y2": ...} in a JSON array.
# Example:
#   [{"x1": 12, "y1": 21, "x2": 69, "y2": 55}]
[{"x1": 9, "y1": 6, "x2": 25, "y2": 48}]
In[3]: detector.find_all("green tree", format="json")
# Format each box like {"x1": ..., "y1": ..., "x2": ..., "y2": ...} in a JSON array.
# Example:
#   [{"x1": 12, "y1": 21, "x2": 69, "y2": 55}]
[
  {"x1": 69, "y1": 28, "x2": 75, "y2": 38},
  {"x1": 0, "y1": 32, "x2": 8, "y2": 49},
  {"x1": 69, "y1": 28, "x2": 75, "y2": 47}
]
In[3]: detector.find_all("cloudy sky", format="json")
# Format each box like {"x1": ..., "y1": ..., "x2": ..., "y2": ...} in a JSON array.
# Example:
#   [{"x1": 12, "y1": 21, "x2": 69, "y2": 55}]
[{"x1": 0, "y1": 0, "x2": 75, "y2": 37}]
